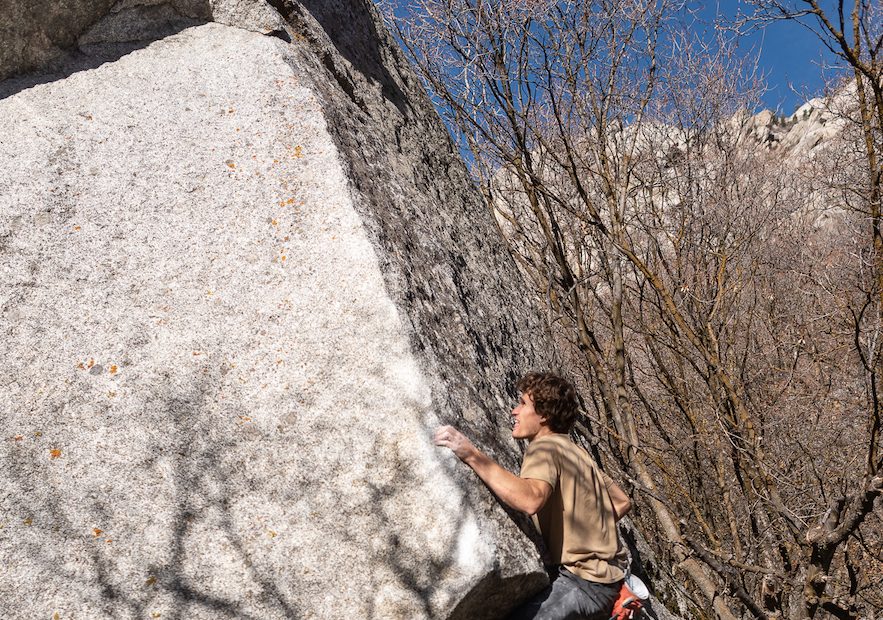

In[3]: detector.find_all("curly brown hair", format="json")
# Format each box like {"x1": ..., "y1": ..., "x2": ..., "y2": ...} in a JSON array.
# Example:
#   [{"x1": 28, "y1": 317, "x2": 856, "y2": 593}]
[{"x1": 516, "y1": 372, "x2": 578, "y2": 433}]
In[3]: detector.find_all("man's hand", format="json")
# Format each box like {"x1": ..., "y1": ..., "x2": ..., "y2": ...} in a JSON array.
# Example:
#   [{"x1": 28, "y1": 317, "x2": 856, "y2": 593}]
[{"x1": 434, "y1": 425, "x2": 477, "y2": 461}]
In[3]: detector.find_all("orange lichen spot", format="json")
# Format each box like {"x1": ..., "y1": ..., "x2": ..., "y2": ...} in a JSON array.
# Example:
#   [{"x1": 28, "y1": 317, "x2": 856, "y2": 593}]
[
  {"x1": 77, "y1": 361, "x2": 85, "y2": 369},
  {"x1": 268, "y1": 530, "x2": 277, "y2": 538},
  {"x1": 271, "y1": 219, "x2": 278, "y2": 227},
  {"x1": 50, "y1": 448, "x2": 62, "y2": 459},
  {"x1": 293, "y1": 146, "x2": 303, "y2": 158},
  {"x1": 23, "y1": 518, "x2": 32, "y2": 526},
  {"x1": 151, "y1": 612, "x2": 161, "y2": 619},
  {"x1": 145, "y1": 576, "x2": 157, "y2": 587},
  {"x1": 13, "y1": 435, "x2": 22, "y2": 442},
  {"x1": 236, "y1": 128, "x2": 240, "y2": 132},
  {"x1": 109, "y1": 365, "x2": 118, "y2": 375},
  {"x1": 34, "y1": 431, "x2": 42, "y2": 437},
  {"x1": 226, "y1": 161, "x2": 236, "y2": 169},
  {"x1": 237, "y1": 415, "x2": 252, "y2": 425},
  {"x1": 73, "y1": 225, "x2": 81, "y2": 231},
  {"x1": 283, "y1": 236, "x2": 290, "y2": 241},
  {"x1": 87, "y1": 358, "x2": 95, "y2": 369},
  {"x1": 93, "y1": 528, "x2": 103, "y2": 537},
  {"x1": 228, "y1": 108, "x2": 234, "y2": 113},
  {"x1": 280, "y1": 255, "x2": 287, "y2": 262},
  {"x1": 273, "y1": 159, "x2": 279, "y2": 164},
  {"x1": 105, "y1": 539, "x2": 113, "y2": 543},
  {"x1": 276, "y1": 359, "x2": 283, "y2": 365},
  {"x1": 206, "y1": 290, "x2": 214, "y2": 296},
  {"x1": 285, "y1": 198, "x2": 295, "y2": 205},
  {"x1": 192, "y1": 351, "x2": 202, "y2": 356}
]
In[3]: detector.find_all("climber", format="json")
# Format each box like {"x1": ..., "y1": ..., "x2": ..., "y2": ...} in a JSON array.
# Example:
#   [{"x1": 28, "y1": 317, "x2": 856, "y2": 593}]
[{"x1": 434, "y1": 372, "x2": 632, "y2": 620}]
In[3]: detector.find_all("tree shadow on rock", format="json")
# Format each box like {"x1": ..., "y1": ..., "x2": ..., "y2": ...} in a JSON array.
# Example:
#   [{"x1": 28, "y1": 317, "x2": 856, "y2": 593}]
[
  {"x1": 2, "y1": 376, "x2": 304, "y2": 619},
  {"x1": 147, "y1": 387, "x2": 301, "y2": 620}
]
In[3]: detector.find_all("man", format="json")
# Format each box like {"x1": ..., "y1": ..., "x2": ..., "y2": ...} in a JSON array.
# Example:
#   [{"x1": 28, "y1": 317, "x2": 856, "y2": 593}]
[{"x1": 434, "y1": 372, "x2": 631, "y2": 620}]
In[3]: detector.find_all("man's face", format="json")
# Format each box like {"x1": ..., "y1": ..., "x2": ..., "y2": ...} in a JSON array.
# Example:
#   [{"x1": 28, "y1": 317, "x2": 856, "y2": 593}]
[{"x1": 511, "y1": 392, "x2": 547, "y2": 441}]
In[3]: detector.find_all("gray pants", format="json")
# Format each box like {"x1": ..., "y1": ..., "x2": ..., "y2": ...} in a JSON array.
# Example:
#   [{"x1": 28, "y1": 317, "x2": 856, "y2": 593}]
[{"x1": 508, "y1": 566, "x2": 621, "y2": 620}]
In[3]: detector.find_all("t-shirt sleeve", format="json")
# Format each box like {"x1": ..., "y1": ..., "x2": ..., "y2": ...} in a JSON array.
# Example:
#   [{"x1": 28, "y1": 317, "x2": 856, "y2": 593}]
[{"x1": 519, "y1": 439, "x2": 560, "y2": 487}]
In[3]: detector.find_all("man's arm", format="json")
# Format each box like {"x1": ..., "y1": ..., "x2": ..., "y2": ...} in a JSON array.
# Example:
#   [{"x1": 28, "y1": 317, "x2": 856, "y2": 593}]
[
  {"x1": 602, "y1": 471, "x2": 632, "y2": 520},
  {"x1": 434, "y1": 425, "x2": 552, "y2": 515}
]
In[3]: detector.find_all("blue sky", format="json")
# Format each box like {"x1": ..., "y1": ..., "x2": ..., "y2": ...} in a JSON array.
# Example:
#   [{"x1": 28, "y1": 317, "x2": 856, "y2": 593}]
[
  {"x1": 688, "y1": 0, "x2": 843, "y2": 114},
  {"x1": 388, "y1": 0, "x2": 844, "y2": 117}
]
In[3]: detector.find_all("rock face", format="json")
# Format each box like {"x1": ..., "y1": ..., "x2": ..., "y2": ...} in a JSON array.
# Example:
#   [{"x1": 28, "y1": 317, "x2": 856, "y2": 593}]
[{"x1": 0, "y1": 2, "x2": 556, "y2": 618}]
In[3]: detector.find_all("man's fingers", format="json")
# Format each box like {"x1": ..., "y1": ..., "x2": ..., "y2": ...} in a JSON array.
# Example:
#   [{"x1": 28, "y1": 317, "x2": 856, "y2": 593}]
[
  {"x1": 433, "y1": 425, "x2": 475, "y2": 462},
  {"x1": 434, "y1": 425, "x2": 458, "y2": 447}
]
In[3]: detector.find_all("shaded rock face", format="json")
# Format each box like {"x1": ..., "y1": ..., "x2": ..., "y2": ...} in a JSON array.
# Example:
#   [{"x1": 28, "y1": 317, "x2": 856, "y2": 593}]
[
  {"x1": 0, "y1": 2, "x2": 556, "y2": 619},
  {"x1": 0, "y1": 0, "x2": 292, "y2": 82},
  {"x1": 1, "y1": 0, "x2": 202, "y2": 81}
]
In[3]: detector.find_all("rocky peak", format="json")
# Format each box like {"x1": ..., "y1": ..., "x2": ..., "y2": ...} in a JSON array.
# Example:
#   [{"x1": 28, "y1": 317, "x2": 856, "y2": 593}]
[{"x1": 740, "y1": 85, "x2": 853, "y2": 158}]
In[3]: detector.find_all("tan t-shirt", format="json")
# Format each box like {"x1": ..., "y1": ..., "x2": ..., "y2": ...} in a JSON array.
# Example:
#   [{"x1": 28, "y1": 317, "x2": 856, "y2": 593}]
[{"x1": 520, "y1": 434, "x2": 628, "y2": 583}]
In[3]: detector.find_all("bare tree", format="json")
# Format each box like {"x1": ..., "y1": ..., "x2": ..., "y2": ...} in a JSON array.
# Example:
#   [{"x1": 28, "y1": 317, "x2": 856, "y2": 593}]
[{"x1": 742, "y1": 0, "x2": 883, "y2": 616}]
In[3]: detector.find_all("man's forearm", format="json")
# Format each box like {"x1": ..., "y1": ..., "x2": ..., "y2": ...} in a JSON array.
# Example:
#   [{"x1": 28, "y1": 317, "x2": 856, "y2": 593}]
[
  {"x1": 433, "y1": 425, "x2": 551, "y2": 514},
  {"x1": 462, "y1": 448, "x2": 548, "y2": 515}
]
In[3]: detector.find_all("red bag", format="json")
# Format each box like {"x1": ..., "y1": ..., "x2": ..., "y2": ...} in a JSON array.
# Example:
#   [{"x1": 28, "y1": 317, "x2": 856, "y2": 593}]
[{"x1": 609, "y1": 574, "x2": 648, "y2": 620}]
